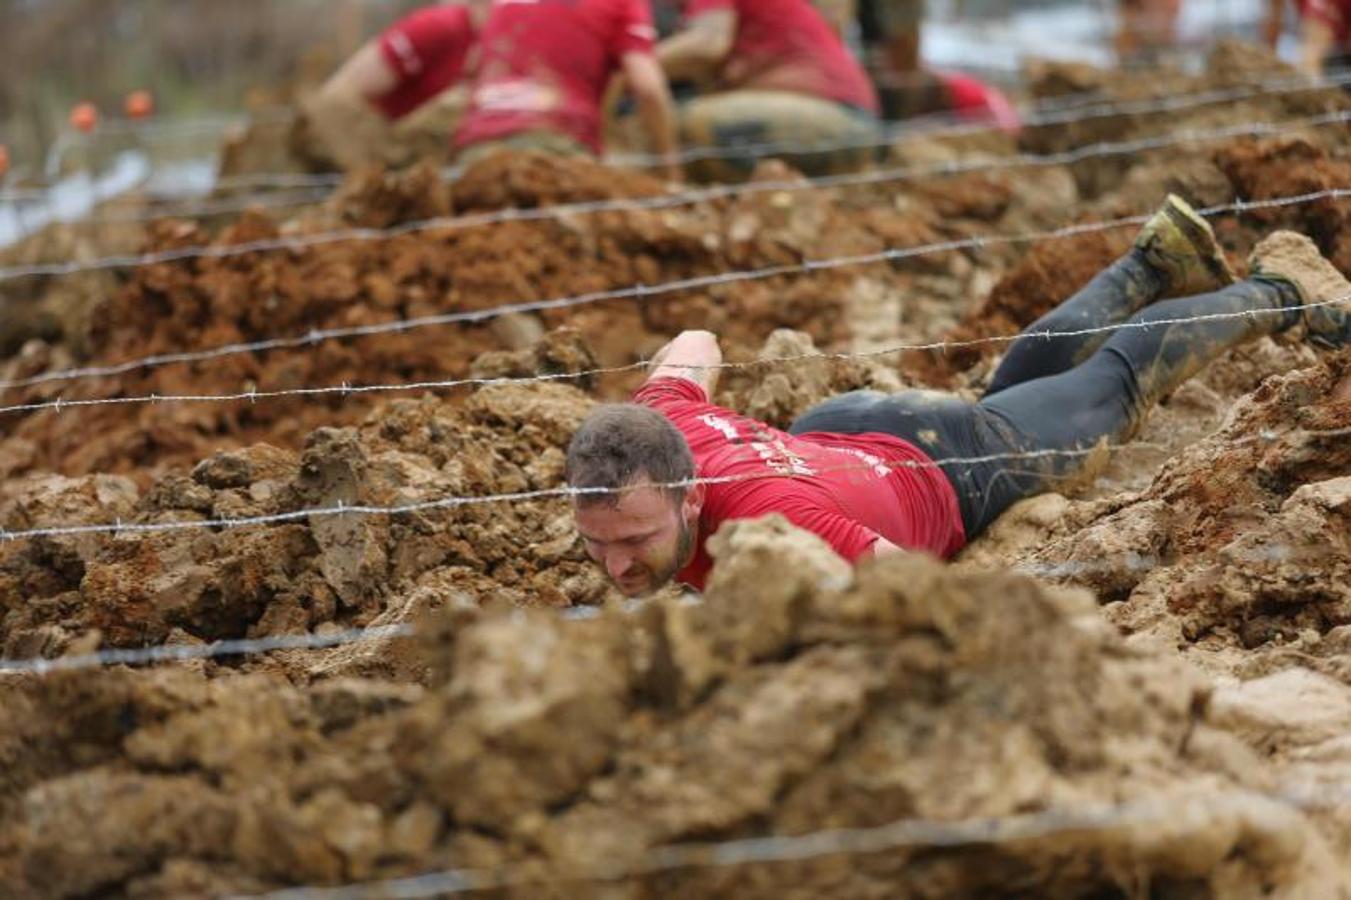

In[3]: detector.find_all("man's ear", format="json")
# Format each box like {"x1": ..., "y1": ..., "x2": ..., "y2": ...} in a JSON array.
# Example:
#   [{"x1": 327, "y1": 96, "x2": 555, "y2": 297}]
[{"x1": 683, "y1": 482, "x2": 705, "y2": 521}]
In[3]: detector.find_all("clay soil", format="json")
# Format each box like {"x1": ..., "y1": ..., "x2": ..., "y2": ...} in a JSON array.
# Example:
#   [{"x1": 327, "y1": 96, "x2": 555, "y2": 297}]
[{"x1": 2, "y1": 45, "x2": 1351, "y2": 898}]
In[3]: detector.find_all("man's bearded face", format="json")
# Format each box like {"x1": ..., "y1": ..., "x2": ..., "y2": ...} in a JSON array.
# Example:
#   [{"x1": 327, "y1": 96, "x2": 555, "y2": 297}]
[{"x1": 574, "y1": 481, "x2": 698, "y2": 597}]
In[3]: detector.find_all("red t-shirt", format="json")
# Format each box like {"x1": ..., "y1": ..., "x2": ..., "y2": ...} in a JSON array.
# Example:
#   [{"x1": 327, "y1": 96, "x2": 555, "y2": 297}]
[
  {"x1": 635, "y1": 378, "x2": 966, "y2": 591},
  {"x1": 684, "y1": 0, "x2": 879, "y2": 113},
  {"x1": 454, "y1": 0, "x2": 657, "y2": 154},
  {"x1": 373, "y1": 5, "x2": 477, "y2": 121},
  {"x1": 941, "y1": 73, "x2": 1022, "y2": 133},
  {"x1": 1300, "y1": 0, "x2": 1351, "y2": 44}
]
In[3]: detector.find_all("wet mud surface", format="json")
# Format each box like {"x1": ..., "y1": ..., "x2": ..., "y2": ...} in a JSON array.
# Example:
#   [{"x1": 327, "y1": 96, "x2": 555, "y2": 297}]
[{"x1": 1, "y1": 46, "x2": 1350, "y2": 897}]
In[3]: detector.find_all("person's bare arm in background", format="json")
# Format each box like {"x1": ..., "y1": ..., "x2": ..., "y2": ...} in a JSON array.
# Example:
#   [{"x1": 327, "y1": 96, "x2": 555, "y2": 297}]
[
  {"x1": 621, "y1": 51, "x2": 683, "y2": 182},
  {"x1": 1298, "y1": 15, "x2": 1337, "y2": 76},
  {"x1": 1262, "y1": 0, "x2": 1287, "y2": 49},
  {"x1": 320, "y1": 41, "x2": 400, "y2": 105},
  {"x1": 297, "y1": 41, "x2": 400, "y2": 170},
  {"x1": 656, "y1": 9, "x2": 736, "y2": 85}
]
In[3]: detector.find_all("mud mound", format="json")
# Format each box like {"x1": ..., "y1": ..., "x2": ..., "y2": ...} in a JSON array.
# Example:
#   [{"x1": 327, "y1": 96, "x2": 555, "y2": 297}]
[
  {"x1": 2, "y1": 518, "x2": 1344, "y2": 898},
  {"x1": 4, "y1": 41, "x2": 1351, "y2": 899},
  {"x1": 1020, "y1": 42, "x2": 1347, "y2": 197},
  {"x1": 1, "y1": 153, "x2": 936, "y2": 482},
  {"x1": 0, "y1": 372, "x2": 614, "y2": 662},
  {"x1": 972, "y1": 350, "x2": 1351, "y2": 666},
  {"x1": 450, "y1": 150, "x2": 668, "y2": 212}
]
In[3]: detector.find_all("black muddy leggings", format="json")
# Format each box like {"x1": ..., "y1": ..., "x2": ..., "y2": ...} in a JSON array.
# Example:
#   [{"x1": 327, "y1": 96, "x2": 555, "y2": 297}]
[{"x1": 788, "y1": 249, "x2": 1302, "y2": 539}]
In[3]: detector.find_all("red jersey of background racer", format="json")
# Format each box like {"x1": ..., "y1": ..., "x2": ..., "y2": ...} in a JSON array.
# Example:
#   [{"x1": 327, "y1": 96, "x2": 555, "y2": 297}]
[
  {"x1": 635, "y1": 378, "x2": 966, "y2": 592},
  {"x1": 684, "y1": 0, "x2": 880, "y2": 113},
  {"x1": 940, "y1": 72, "x2": 1022, "y2": 133},
  {"x1": 454, "y1": 0, "x2": 657, "y2": 154},
  {"x1": 1301, "y1": 0, "x2": 1350, "y2": 44},
  {"x1": 373, "y1": 4, "x2": 477, "y2": 120}
]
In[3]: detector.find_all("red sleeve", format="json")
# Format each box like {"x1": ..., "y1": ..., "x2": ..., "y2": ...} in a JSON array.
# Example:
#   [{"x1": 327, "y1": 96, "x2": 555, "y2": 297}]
[
  {"x1": 776, "y1": 506, "x2": 880, "y2": 561},
  {"x1": 615, "y1": 0, "x2": 659, "y2": 55},
  {"x1": 632, "y1": 377, "x2": 748, "y2": 461},
  {"x1": 632, "y1": 376, "x2": 709, "y2": 410},
  {"x1": 698, "y1": 478, "x2": 881, "y2": 562},
  {"x1": 378, "y1": 7, "x2": 469, "y2": 78}
]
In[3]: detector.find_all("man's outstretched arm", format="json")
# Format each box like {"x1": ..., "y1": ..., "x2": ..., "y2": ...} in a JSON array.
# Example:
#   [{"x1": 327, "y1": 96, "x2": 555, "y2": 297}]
[{"x1": 646, "y1": 330, "x2": 723, "y2": 395}]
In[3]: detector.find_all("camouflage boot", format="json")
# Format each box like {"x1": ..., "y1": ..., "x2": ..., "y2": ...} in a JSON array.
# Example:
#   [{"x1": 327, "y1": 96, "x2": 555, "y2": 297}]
[{"x1": 1133, "y1": 193, "x2": 1238, "y2": 296}]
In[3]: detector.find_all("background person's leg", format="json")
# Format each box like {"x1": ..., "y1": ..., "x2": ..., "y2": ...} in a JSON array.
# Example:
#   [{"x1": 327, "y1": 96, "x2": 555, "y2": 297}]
[{"x1": 680, "y1": 91, "x2": 879, "y2": 182}]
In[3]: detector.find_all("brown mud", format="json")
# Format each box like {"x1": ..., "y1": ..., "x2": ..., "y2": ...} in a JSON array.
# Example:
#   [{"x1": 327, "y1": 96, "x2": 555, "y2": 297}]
[{"x1": 1, "y1": 44, "x2": 1350, "y2": 897}]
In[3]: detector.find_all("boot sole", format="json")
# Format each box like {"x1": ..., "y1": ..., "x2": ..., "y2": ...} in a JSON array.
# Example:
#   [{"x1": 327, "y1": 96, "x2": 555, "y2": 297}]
[{"x1": 1162, "y1": 198, "x2": 1238, "y2": 287}]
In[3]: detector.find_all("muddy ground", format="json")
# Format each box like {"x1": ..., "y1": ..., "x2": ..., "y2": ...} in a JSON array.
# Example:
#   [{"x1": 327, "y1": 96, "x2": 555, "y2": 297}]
[{"x1": 1, "y1": 45, "x2": 1350, "y2": 898}]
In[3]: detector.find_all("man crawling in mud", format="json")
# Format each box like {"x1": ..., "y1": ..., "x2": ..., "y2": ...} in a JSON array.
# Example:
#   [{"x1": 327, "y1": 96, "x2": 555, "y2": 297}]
[{"x1": 565, "y1": 196, "x2": 1351, "y2": 595}]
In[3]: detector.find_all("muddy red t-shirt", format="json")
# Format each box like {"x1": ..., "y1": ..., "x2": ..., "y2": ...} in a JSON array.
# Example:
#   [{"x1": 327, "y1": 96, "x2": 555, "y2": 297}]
[
  {"x1": 373, "y1": 5, "x2": 477, "y2": 121},
  {"x1": 1300, "y1": 0, "x2": 1351, "y2": 44},
  {"x1": 683, "y1": 0, "x2": 879, "y2": 112},
  {"x1": 454, "y1": 0, "x2": 657, "y2": 153},
  {"x1": 634, "y1": 378, "x2": 966, "y2": 591}
]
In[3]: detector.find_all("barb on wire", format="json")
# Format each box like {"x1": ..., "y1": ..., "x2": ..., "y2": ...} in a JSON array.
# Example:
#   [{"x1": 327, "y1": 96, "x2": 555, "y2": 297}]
[
  {"x1": 4, "y1": 106, "x2": 1348, "y2": 282},
  {"x1": 2, "y1": 185, "x2": 1346, "y2": 396},
  {"x1": 5, "y1": 288, "x2": 1349, "y2": 420}
]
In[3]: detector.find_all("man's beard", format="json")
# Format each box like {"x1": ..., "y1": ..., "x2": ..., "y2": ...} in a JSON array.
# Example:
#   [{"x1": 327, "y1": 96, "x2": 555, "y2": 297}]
[{"x1": 642, "y1": 515, "x2": 696, "y2": 594}]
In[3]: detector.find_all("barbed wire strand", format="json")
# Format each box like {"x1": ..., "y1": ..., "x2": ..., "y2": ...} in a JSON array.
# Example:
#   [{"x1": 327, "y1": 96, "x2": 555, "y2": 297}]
[
  {"x1": 611, "y1": 68, "x2": 1351, "y2": 169},
  {"x1": 8, "y1": 65, "x2": 1348, "y2": 204},
  {"x1": 1, "y1": 417, "x2": 1344, "y2": 558},
  {"x1": 3, "y1": 186, "x2": 1345, "y2": 396},
  {"x1": 4, "y1": 287, "x2": 1348, "y2": 419},
  {"x1": 4, "y1": 106, "x2": 1348, "y2": 283},
  {"x1": 237, "y1": 788, "x2": 1343, "y2": 900},
  {"x1": 2, "y1": 420, "x2": 1342, "y2": 676},
  {"x1": 0, "y1": 444, "x2": 1168, "y2": 543},
  {"x1": 0, "y1": 625, "x2": 416, "y2": 676},
  {"x1": 12, "y1": 101, "x2": 1347, "y2": 236}
]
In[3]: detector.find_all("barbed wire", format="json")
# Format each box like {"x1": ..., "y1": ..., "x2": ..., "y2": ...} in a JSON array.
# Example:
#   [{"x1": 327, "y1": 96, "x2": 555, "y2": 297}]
[
  {"x1": 12, "y1": 96, "x2": 1348, "y2": 236},
  {"x1": 7, "y1": 65, "x2": 1347, "y2": 206},
  {"x1": 618, "y1": 68, "x2": 1351, "y2": 169},
  {"x1": 4, "y1": 101, "x2": 1347, "y2": 281},
  {"x1": 2, "y1": 419, "x2": 1343, "y2": 677},
  {"x1": 0, "y1": 445, "x2": 1153, "y2": 543},
  {"x1": 0, "y1": 625, "x2": 414, "y2": 676},
  {"x1": 3, "y1": 186, "x2": 1345, "y2": 396},
  {"x1": 4, "y1": 288, "x2": 1347, "y2": 419},
  {"x1": 3, "y1": 418, "x2": 1344, "y2": 547},
  {"x1": 238, "y1": 788, "x2": 1339, "y2": 899}
]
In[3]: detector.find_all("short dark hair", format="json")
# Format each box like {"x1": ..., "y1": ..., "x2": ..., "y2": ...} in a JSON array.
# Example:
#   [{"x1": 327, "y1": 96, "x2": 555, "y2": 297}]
[{"x1": 565, "y1": 404, "x2": 694, "y2": 507}]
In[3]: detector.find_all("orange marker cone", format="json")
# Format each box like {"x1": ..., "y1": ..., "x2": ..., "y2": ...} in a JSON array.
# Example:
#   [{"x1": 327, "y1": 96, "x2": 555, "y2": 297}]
[
  {"x1": 125, "y1": 90, "x2": 154, "y2": 120},
  {"x1": 0, "y1": 144, "x2": 9, "y2": 179},
  {"x1": 70, "y1": 102, "x2": 99, "y2": 133}
]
